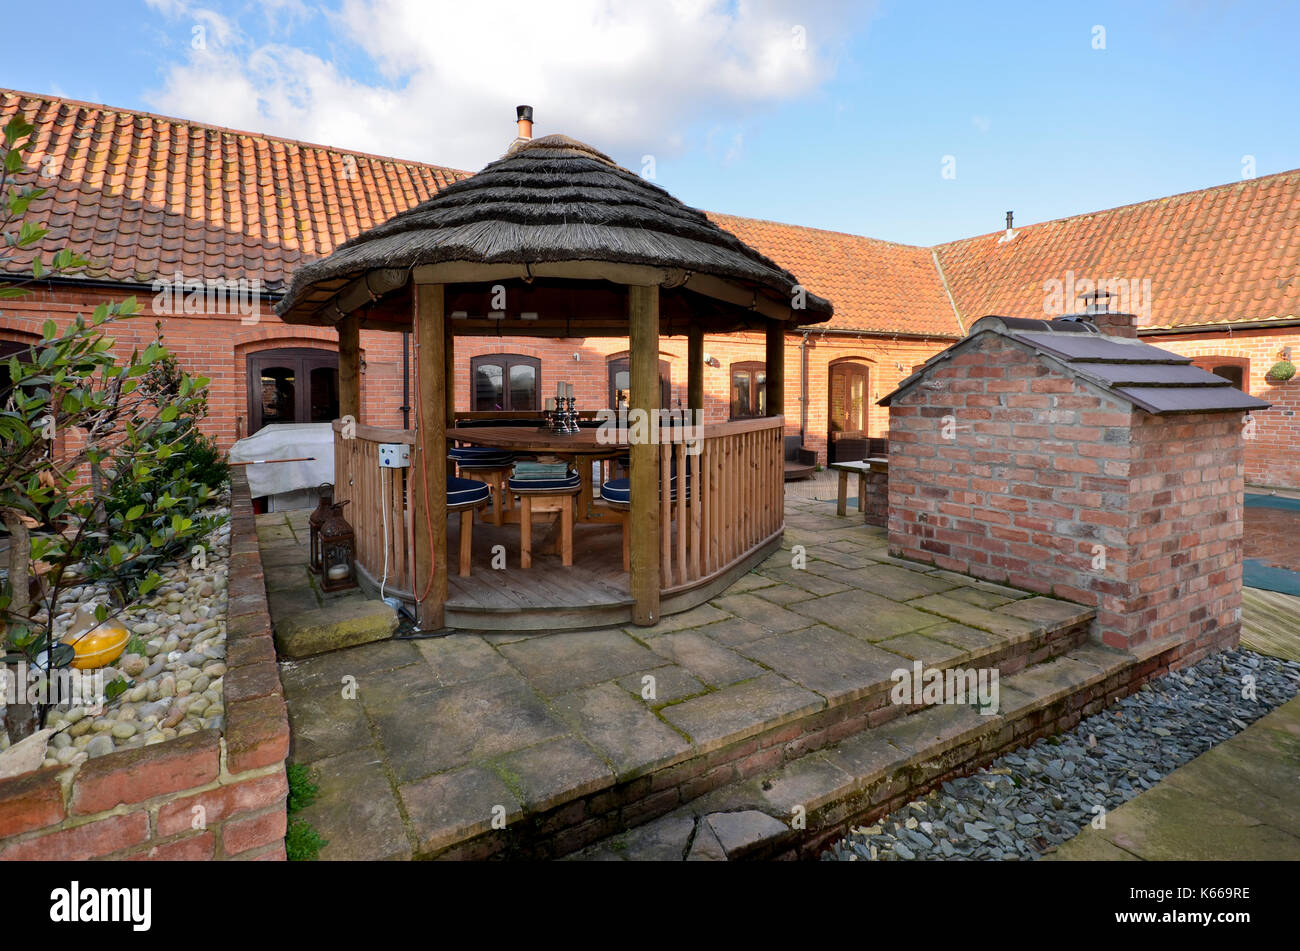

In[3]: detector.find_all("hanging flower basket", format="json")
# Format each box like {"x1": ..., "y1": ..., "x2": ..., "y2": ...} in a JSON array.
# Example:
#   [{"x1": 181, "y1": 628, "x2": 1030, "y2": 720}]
[{"x1": 1265, "y1": 360, "x2": 1296, "y2": 382}]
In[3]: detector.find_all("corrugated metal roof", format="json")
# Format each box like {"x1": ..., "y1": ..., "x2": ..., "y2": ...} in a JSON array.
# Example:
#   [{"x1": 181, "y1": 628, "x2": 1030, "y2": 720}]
[{"x1": 880, "y1": 314, "x2": 1272, "y2": 415}]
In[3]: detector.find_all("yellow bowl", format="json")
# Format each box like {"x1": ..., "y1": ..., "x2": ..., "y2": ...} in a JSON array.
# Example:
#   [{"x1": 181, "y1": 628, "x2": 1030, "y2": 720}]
[{"x1": 62, "y1": 619, "x2": 131, "y2": 670}]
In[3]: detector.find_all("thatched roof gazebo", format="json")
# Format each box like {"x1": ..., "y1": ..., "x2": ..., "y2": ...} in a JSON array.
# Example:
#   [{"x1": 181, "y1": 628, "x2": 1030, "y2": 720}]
[{"x1": 277, "y1": 127, "x2": 831, "y2": 630}]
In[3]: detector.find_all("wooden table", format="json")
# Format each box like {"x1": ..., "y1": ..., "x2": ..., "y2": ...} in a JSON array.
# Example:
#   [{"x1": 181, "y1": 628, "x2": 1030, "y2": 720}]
[
  {"x1": 831, "y1": 460, "x2": 872, "y2": 517},
  {"x1": 450, "y1": 426, "x2": 627, "y2": 524}
]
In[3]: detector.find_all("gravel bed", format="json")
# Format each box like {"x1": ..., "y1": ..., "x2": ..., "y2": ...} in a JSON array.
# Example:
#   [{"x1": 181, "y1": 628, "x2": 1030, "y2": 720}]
[
  {"x1": 0, "y1": 494, "x2": 231, "y2": 769},
  {"x1": 824, "y1": 648, "x2": 1300, "y2": 861}
]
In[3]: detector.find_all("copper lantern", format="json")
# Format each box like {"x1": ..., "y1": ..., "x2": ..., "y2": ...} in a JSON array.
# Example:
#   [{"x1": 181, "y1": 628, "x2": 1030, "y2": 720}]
[
  {"x1": 308, "y1": 483, "x2": 335, "y2": 572},
  {"x1": 318, "y1": 500, "x2": 357, "y2": 592}
]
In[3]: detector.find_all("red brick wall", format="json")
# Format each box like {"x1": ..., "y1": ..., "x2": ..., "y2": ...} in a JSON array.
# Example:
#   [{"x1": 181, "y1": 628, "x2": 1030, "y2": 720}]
[
  {"x1": 1, "y1": 282, "x2": 952, "y2": 465},
  {"x1": 887, "y1": 330, "x2": 1246, "y2": 654},
  {"x1": 1150, "y1": 328, "x2": 1300, "y2": 489},
  {"x1": 1120, "y1": 411, "x2": 1245, "y2": 658}
]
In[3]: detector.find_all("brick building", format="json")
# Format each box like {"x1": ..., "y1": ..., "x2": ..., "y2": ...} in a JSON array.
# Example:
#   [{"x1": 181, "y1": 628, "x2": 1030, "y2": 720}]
[
  {"x1": 882, "y1": 313, "x2": 1269, "y2": 655},
  {"x1": 0, "y1": 88, "x2": 1297, "y2": 489}
]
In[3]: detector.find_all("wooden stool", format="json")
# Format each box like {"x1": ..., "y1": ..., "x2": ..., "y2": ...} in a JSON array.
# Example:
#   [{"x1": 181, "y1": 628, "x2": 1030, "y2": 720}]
[
  {"x1": 447, "y1": 477, "x2": 492, "y2": 577},
  {"x1": 449, "y1": 448, "x2": 515, "y2": 526},
  {"x1": 509, "y1": 473, "x2": 582, "y2": 568},
  {"x1": 597, "y1": 474, "x2": 686, "y2": 574},
  {"x1": 456, "y1": 464, "x2": 513, "y2": 525}
]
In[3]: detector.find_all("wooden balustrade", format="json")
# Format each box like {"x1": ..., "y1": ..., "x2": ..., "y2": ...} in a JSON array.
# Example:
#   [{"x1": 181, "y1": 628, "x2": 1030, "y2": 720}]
[
  {"x1": 657, "y1": 416, "x2": 785, "y2": 593},
  {"x1": 330, "y1": 415, "x2": 785, "y2": 609},
  {"x1": 332, "y1": 420, "x2": 415, "y2": 597}
]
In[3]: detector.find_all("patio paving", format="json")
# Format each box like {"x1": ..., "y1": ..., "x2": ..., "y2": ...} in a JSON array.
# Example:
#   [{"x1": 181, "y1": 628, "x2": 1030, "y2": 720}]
[{"x1": 270, "y1": 494, "x2": 1091, "y2": 860}]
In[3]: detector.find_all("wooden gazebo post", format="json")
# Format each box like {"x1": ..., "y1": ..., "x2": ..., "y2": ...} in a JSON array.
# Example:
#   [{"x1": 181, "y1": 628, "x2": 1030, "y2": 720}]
[
  {"x1": 629, "y1": 283, "x2": 661, "y2": 625},
  {"x1": 412, "y1": 281, "x2": 448, "y2": 629},
  {"x1": 687, "y1": 324, "x2": 704, "y2": 415},
  {"x1": 338, "y1": 313, "x2": 361, "y2": 422}
]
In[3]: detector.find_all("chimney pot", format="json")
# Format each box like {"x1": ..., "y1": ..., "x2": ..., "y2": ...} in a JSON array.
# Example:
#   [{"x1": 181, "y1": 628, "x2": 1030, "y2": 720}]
[{"x1": 516, "y1": 105, "x2": 533, "y2": 141}]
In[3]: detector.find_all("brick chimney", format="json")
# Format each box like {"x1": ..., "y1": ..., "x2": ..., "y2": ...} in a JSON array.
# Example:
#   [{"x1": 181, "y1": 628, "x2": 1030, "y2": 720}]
[{"x1": 1069, "y1": 287, "x2": 1138, "y2": 338}]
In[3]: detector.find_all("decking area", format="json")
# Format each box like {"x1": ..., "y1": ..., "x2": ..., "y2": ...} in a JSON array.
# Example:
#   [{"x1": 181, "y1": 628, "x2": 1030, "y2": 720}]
[
  {"x1": 271, "y1": 496, "x2": 1138, "y2": 861},
  {"x1": 335, "y1": 417, "x2": 785, "y2": 630}
]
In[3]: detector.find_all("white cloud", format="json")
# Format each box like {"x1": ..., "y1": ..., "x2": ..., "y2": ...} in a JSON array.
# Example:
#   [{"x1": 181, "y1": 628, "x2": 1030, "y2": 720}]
[{"x1": 143, "y1": 0, "x2": 871, "y2": 170}]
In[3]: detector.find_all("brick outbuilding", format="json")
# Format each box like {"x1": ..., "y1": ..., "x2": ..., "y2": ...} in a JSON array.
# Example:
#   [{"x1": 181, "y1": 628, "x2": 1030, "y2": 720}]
[{"x1": 881, "y1": 312, "x2": 1270, "y2": 655}]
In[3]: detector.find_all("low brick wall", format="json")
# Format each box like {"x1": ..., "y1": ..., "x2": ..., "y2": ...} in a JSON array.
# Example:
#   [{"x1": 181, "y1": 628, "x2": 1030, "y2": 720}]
[
  {"x1": 862, "y1": 461, "x2": 888, "y2": 528},
  {"x1": 0, "y1": 470, "x2": 289, "y2": 860}
]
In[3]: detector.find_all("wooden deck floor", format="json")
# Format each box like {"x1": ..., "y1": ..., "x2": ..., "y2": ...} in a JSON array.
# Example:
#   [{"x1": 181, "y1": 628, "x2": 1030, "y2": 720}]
[
  {"x1": 1241, "y1": 586, "x2": 1300, "y2": 662},
  {"x1": 443, "y1": 511, "x2": 634, "y2": 628}
]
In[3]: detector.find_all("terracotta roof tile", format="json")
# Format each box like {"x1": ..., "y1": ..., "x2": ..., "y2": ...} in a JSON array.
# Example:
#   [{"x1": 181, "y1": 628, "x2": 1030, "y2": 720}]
[
  {"x1": 5, "y1": 88, "x2": 1298, "y2": 336},
  {"x1": 936, "y1": 170, "x2": 1300, "y2": 330},
  {"x1": 705, "y1": 212, "x2": 961, "y2": 337},
  {"x1": 0, "y1": 88, "x2": 468, "y2": 291}
]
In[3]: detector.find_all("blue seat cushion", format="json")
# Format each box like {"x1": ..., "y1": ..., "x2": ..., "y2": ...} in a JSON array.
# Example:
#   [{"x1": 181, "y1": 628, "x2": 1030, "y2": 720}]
[
  {"x1": 509, "y1": 473, "x2": 582, "y2": 493},
  {"x1": 456, "y1": 457, "x2": 514, "y2": 470},
  {"x1": 447, "y1": 476, "x2": 492, "y2": 507},
  {"x1": 601, "y1": 478, "x2": 630, "y2": 504},
  {"x1": 600, "y1": 476, "x2": 690, "y2": 504},
  {"x1": 449, "y1": 447, "x2": 515, "y2": 465}
]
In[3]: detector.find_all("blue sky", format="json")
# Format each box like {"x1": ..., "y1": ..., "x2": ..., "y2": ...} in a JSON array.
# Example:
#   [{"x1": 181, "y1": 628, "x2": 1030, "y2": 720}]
[{"x1": 4, "y1": 0, "x2": 1297, "y2": 245}]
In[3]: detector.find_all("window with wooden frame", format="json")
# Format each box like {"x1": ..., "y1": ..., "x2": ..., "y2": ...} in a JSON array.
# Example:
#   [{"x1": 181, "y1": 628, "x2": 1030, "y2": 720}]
[
  {"x1": 729, "y1": 361, "x2": 766, "y2": 418},
  {"x1": 1191, "y1": 355, "x2": 1249, "y2": 394},
  {"x1": 471, "y1": 353, "x2": 541, "y2": 411}
]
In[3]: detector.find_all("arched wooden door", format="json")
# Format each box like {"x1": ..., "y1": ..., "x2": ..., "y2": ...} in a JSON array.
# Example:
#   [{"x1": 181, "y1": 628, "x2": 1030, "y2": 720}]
[
  {"x1": 828, "y1": 358, "x2": 872, "y2": 463},
  {"x1": 246, "y1": 348, "x2": 339, "y2": 435}
]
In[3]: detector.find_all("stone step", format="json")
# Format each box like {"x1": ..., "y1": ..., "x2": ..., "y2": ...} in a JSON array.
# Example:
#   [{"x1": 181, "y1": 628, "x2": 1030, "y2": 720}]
[
  {"x1": 571, "y1": 640, "x2": 1139, "y2": 861},
  {"x1": 274, "y1": 597, "x2": 399, "y2": 659},
  {"x1": 425, "y1": 600, "x2": 1097, "y2": 859}
]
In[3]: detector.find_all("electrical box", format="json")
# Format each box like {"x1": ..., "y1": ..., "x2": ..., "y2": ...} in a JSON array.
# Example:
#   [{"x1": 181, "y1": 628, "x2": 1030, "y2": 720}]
[{"x1": 378, "y1": 443, "x2": 411, "y2": 468}]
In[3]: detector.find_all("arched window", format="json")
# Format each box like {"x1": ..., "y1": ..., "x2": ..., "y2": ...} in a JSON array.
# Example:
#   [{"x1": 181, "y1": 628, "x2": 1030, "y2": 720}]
[
  {"x1": 471, "y1": 353, "x2": 540, "y2": 411},
  {"x1": 730, "y1": 361, "x2": 766, "y2": 419},
  {"x1": 607, "y1": 355, "x2": 671, "y2": 410},
  {"x1": 246, "y1": 348, "x2": 339, "y2": 434},
  {"x1": 1191, "y1": 355, "x2": 1249, "y2": 394}
]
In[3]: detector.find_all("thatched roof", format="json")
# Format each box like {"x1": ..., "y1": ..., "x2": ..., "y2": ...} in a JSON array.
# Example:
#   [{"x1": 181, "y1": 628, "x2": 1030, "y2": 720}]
[{"x1": 275, "y1": 134, "x2": 832, "y2": 331}]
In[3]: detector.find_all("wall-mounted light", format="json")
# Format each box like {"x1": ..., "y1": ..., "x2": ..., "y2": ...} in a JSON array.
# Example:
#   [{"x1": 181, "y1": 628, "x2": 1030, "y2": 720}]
[
  {"x1": 450, "y1": 310, "x2": 468, "y2": 319},
  {"x1": 573, "y1": 352, "x2": 581, "y2": 361},
  {"x1": 487, "y1": 311, "x2": 505, "y2": 320},
  {"x1": 703, "y1": 353, "x2": 721, "y2": 368},
  {"x1": 520, "y1": 311, "x2": 538, "y2": 320}
]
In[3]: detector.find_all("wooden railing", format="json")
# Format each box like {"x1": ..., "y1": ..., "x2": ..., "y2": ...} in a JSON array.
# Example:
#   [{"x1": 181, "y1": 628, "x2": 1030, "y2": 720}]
[
  {"x1": 657, "y1": 416, "x2": 785, "y2": 593},
  {"x1": 332, "y1": 420, "x2": 415, "y2": 597},
  {"x1": 331, "y1": 415, "x2": 785, "y2": 605}
]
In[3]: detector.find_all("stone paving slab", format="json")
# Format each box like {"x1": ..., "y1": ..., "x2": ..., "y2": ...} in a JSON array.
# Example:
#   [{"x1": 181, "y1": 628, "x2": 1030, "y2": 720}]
[
  {"x1": 487, "y1": 736, "x2": 616, "y2": 813},
  {"x1": 658, "y1": 673, "x2": 825, "y2": 752},
  {"x1": 399, "y1": 765, "x2": 523, "y2": 855},
  {"x1": 295, "y1": 749, "x2": 412, "y2": 861},
  {"x1": 645, "y1": 630, "x2": 765, "y2": 687},
  {"x1": 369, "y1": 674, "x2": 566, "y2": 783},
  {"x1": 740, "y1": 625, "x2": 908, "y2": 704},
  {"x1": 497, "y1": 628, "x2": 662, "y2": 696},
  {"x1": 550, "y1": 682, "x2": 692, "y2": 780},
  {"x1": 268, "y1": 499, "x2": 1101, "y2": 860},
  {"x1": 788, "y1": 589, "x2": 938, "y2": 641}
]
